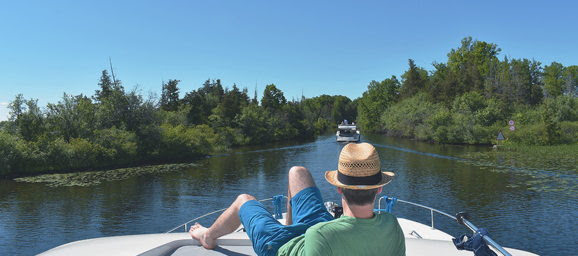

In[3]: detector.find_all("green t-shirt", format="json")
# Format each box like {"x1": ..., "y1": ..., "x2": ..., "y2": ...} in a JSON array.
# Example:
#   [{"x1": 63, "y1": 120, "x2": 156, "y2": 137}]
[{"x1": 277, "y1": 212, "x2": 405, "y2": 256}]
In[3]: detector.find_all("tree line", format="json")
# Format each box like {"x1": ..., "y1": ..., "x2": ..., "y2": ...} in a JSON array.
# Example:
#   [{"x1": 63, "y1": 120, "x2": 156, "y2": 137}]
[
  {"x1": 1, "y1": 37, "x2": 576, "y2": 178},
  {"x1": 0, "y1": 74, "x2": 356, "y2": 178},
  {"x1": 357, "y1": 37, "x2": 577, "y2": 145}
]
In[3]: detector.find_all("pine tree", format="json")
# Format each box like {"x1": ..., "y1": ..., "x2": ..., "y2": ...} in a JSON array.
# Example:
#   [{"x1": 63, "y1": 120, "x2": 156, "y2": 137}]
[
  {"x1": 252, "y1": 86, "x2": 259, "y2": 105},
  {"x1": 261, "y1": 84, "x2": 286, "y2": 111},
  {"x1": 95, "y1": 70, "x2": 113, "y2": 102},
  {"x1": 400, "y1": 59, "x2": 427, "y2": 98},
  {"x1": 160, "y1": 79, "x2": 180, "y2": 111}
]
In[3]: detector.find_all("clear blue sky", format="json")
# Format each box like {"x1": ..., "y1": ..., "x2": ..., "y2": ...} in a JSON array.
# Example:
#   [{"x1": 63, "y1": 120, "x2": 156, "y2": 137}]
[{"x1": 1, "y1": 0, "x2": 577, "y2": 121}]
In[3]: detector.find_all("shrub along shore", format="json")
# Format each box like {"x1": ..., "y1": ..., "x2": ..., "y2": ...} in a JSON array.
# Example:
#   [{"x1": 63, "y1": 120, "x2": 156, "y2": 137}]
[
  {"x1": 357, "y1": 37, "x2": 577, "y2": 146},
  {"x1": 1, "y1": 37, "x2": 576, "y2": 178},
  {"x1": 0, "y1": 78, "x2": 356, "y2": 178}
]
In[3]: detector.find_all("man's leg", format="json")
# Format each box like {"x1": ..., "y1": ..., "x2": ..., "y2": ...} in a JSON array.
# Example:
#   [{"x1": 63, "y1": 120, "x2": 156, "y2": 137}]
[
  {"x1": 191, "y1": 166, "x2": 317, "y2": 250},
  {"x1": 285, "y1": 166, "x2": 316, "y2": 225},
  {"x1": 190, "y1": 193, "x2": 256, "y2": 249}
]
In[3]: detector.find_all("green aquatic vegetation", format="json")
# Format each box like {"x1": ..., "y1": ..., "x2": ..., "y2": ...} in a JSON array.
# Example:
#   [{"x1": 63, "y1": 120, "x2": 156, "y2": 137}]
[
  {"x1": 459, "y1": 144, "x2": 578, "y2": 194},
  {"x1": 462, "y1": 144, "x2": 578, "y2": 171},
  {"x1": 14, "y1": 163, "x2": 198, "y2": 187}
]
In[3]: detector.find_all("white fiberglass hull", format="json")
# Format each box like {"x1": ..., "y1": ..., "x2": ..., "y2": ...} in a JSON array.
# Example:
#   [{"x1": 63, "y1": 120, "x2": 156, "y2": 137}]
[{"x1": 39, "y1": 218, "x2": 537, "y2": 256}]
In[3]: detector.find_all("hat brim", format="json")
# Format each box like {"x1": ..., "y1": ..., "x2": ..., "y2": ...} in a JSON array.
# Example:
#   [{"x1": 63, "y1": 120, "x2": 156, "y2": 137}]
[{"x1": 325, "y1": 170, "x2": 394, "y2": 190}]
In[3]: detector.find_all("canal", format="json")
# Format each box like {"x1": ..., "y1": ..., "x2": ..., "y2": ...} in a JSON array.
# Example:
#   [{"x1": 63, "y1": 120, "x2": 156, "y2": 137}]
[{"x1": 0, "y1": 134, "x2": 576, "y2": 255}]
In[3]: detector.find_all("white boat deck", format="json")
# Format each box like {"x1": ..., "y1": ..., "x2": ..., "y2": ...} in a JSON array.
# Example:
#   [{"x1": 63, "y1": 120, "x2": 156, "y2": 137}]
[{"x1": 39, "y1": 217, "x2": 538, "y2": 256}]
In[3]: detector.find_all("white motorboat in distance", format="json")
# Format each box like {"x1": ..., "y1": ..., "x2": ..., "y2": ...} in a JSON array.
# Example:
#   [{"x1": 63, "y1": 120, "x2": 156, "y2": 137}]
[{"x1": 336, "y1": 120, "x2": 360, "y2": 142}]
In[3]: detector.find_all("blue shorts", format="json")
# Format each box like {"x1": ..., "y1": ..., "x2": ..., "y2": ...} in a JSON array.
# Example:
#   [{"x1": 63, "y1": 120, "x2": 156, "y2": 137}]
[{"x1": 239, "y1": 187, "x2": 333, "y2": 256}]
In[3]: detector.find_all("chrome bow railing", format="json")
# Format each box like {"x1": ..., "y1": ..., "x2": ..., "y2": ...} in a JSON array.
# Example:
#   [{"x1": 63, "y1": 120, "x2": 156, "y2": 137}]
[
  {"x1": 166, "y1": 196, "x2": 285, "y2": 233},
  {"x1": 167, "y1": 195, "x2": 512, "y2": 256},
  {"x1": 377, "y1": 196, "x2": 512, "y2": 256}
]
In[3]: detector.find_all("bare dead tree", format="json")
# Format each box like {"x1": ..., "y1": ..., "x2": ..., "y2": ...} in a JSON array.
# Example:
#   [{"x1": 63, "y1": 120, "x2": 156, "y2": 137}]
[{"x1": 109, "y1": 57, "x2": 118, "y2": 86}]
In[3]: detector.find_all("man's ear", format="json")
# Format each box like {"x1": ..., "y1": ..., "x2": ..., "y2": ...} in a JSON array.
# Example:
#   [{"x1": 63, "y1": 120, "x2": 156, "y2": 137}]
[
  {"x1": 377, "y1": 187, "x2": 383, "y2": 194},
  {"x1": 337, "y1": 187, "x2": 343, "y2": 194}
]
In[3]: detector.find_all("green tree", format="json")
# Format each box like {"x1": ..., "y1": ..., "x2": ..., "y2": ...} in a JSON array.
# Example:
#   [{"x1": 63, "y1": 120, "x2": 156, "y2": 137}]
[
  {"x1": 509, "y1": 59, "x2": 543, "y2": 105},
  {"x1": 400, "y1": 59, "x2": 428, "y2": 98},
  {"x1": 218, "y1": 84, "x2": 249, "y2": 126},
  {"x1": 183, "y1": 79, "x2": 225, "y2": 125},
  {"x1": 93, "y1": 70, "x2": 130, "y2": 129},
  {"x1": 123, "y1": 89, "x2": 158, "y2": 132},
  {"x1": 447, "y1": 37, "x2": 501, "y2": 78},
  {"x1": 300, "y1": 95, "x2": 356, "y2": 133},
  {"x1": 8, "y1": 94, "x2": 45, "y2": 141},
  {"x1": 261, "y1": 84, "x2": 287, "y2": 111},
  {"x1": 330, "y1": 95, "x2": 356, "y2": 124},
  {"x1": 381, "y1": 93, "x2": 444, "y2": 140},
  {"x1": 543, "y1": 62, "x2": 565, "y2": 97},
  {"x1": 95, "y1": 86, "x2": 128, "y2": 129},
  {"x1": 95, "y1": 70, "x2": 113, "y2": 102},
  {"x1": 446, "y1": 37, "x2": 501, "y2": 94},
  {"x1": 46, "y1": 94, "x2": 96, "y2": 142},
  {"x1": 427, "y1": 63, "x2": 460, "y2": 103},
  {"x1": 542, "y1": 102, "x2": 561, "y2": 145},
  {"x1": 93, "y1": 128, "x2": 138, "y2": 165},
  {"x1": 357, "y1": 76, "x2": 400, "y2": 131},
  {"x1": 8, "y1": 94, "x2": 26, "y2": 120},
  {"x1": 236, "y1": 104, "x2": 270, "y2": 143},
  {"x1": 183, "y1": 90, "x2": 208, "y2": 125},
  {"x1": 160, "y1": 79, "x2": 180, "y2": 111},
  {"x1": 0, "y1": 130, "x2": 32, "y2": 177},
  {"x1": 563, "y1": 65, "x2": 578, "y2": 96},
  {"x1": 303, "y1": 95, "x2": 332, "y2": 123}
]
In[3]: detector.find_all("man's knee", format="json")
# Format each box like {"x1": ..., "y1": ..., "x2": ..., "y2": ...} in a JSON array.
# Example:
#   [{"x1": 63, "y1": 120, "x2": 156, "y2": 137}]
[
  {"x1": 237, "y1": 194, "x2": 256, "y2": 205},
  {"x1": 288, "y1": 166, "x2": 315, "y2": 194},
  {"x1": 288, "y1": 166, "x2": 310, "y2": 179}
]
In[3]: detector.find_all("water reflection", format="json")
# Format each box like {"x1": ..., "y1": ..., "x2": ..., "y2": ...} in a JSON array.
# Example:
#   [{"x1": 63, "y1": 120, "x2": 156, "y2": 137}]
[{"x1": 0, "y1": 135, "x2": 576, "y2": 255}]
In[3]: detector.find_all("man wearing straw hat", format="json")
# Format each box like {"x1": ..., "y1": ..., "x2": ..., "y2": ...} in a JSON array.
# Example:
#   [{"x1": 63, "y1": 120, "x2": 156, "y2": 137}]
[{"x1": 190, "y1": 142, "x2": 405, "y2": 255}]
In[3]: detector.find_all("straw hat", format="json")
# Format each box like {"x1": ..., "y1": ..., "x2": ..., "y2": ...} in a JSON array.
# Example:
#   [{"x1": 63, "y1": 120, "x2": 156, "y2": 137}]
[{"x1": 325, "y1": 143, "x2": 394, "y2": 190}]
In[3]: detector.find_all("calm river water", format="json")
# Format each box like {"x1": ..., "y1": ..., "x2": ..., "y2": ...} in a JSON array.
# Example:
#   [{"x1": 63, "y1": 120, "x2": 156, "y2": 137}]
[{"x1": 0, "y1": 135, "x2": 576, "y2": 255}]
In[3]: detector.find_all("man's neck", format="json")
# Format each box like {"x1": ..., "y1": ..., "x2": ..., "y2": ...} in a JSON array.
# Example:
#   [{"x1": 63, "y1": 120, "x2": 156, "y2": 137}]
[{"x1": 341, "y1": 198, "x2": 375, "y2": 219}]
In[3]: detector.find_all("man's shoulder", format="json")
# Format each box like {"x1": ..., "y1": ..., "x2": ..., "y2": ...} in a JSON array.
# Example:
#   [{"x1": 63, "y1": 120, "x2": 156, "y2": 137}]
[
  {"x1": 377, "y1": 212, "x2": 400, "y2": 223},
  {"x1": 306, "y1": 217, "x2": 342, "y2": 233},
  {"x1": 308, "y1": 213, "x2": 398, "y2": 229},
  {"x1": 301, "y1": 213, "x2": 405, "y2": 256}
]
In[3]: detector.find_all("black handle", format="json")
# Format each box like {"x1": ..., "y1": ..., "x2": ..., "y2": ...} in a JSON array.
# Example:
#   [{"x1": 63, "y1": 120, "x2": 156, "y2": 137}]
[
  {"x1": 455, "y1": 211, "x2": 470, "y2": 225},
  {"x1": 334, "y1": 206, "x2": 343, "y2": 219}
]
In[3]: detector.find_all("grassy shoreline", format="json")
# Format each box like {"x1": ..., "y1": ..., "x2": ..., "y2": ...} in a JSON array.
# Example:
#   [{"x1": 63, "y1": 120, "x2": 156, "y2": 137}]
[{"x1": 11, "y1": 136, "x2": 320, "y2": 186}]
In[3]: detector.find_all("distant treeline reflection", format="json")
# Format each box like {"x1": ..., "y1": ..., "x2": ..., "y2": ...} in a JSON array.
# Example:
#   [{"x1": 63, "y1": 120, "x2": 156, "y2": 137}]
[{"x1": 1, "y1": 37, "x2": 576, "y2": 178}]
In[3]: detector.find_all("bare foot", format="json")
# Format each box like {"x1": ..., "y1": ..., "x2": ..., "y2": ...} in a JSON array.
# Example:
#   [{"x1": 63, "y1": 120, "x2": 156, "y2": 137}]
[{"x1": 189, "y1": 223, "x2": 216, "y2": 249}]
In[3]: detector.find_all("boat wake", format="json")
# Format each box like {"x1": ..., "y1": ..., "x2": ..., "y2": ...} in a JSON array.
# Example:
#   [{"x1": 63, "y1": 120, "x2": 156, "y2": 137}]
[
  {"x1": 372, "y1": 143, "x2": 577, "y2": 195},
  {"x1": 372, "y1": 143, "x2": 463, "y2": 161}
]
